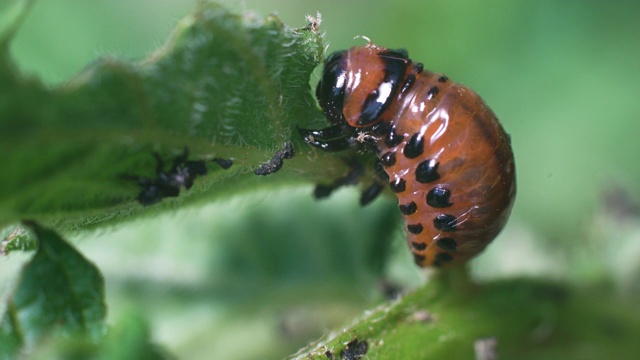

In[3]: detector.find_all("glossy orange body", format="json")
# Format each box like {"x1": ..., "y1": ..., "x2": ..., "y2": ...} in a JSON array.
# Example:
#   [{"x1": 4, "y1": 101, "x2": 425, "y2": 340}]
[{"x1": 313, "y1": 44, "x2": 516, "y2": 267}]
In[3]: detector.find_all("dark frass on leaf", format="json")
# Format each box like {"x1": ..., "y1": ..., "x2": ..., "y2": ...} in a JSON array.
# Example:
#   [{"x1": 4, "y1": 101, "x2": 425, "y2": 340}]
[
  {"x1": 211, "y1": 157, "x2": 234, "y2": 169},
  {"x1": 254, "y1": 142, "x2": 295, "y2": 176},
  {"x1": 125, "y1": 148, "x2": 232, "y2": 206},
  {"x1": 340, "y1": 338, "x2": 368, "y2": 360},
  {"x1": 0, "y1": 1, "x2": 324, "y2": 228}
]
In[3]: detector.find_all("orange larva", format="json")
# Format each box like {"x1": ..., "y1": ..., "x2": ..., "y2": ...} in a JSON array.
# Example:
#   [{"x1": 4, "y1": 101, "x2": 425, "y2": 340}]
[{"x1": 300, "y1": 43, "x2": 516, "y2": 267}]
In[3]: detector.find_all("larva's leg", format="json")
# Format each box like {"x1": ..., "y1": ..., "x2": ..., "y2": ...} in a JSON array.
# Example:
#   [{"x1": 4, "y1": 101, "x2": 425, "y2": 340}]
[
  {"x1": 298, "y1": 125, "x2": 356, "y2": 152},
  {"x1": 360, "y1": 182, "x2": 384, "y2": 206},
  {"x1": 312, "y1": 157, "x2": 363, "y2": 200},
  {"x1": 358, "y1": 158, "x2": 389, "y2": 206}
]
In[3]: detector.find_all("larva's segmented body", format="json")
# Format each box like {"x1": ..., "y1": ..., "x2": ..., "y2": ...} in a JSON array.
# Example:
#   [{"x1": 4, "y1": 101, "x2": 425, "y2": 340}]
[{"x1": 301, "y1": 43, "x2": 516, "y2": 267}]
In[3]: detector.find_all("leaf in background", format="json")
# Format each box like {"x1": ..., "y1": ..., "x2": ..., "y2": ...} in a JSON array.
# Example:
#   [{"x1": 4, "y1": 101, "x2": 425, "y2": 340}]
[
  {"x1": 0, "y1": 2, "x2": 332, "y2": 230},
  {"x1": 7, "y1": 312, "x2": 172, "y2": 360},
  {"x1": 97, "y1": 313, "x2": 172, "y2": 360},
  {"x1": 0, "y1": 0, "x2": 33, "y2": 42},
  {"x1": 0, "y1": 221, "x2": 105, "y2": 358}
]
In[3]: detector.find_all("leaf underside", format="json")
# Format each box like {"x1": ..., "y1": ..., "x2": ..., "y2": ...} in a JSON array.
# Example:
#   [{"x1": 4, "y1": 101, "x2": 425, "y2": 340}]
[{"x1": 0, "y1": 2, "x2": 342, "y2": 231}]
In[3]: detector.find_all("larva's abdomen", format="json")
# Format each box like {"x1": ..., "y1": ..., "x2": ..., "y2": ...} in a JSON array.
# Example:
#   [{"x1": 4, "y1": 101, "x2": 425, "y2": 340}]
[
  {"x1": 379, "y1": 72, "x2": 516, "y2": 267},
  {"x1": 308, "y1": 43, "x2": 516, "y2": 268}
]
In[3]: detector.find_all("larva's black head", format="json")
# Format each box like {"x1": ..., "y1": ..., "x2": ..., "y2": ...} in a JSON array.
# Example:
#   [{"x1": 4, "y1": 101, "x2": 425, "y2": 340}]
[
  {"x1": 316, "y1": 45, "x2": 410, "y2": 128},
  {"x1": 316, "y1": 51, "x2": 348, "y2": 125}
]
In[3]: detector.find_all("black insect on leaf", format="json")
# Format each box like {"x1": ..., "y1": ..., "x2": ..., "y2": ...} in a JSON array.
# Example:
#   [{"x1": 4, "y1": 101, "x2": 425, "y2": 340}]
[{"x1": 254, "y1": 142, "x2": 296, "y2": 176}]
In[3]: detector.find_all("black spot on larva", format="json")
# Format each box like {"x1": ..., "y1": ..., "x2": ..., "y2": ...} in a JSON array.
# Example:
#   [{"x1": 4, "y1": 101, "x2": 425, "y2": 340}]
[
  {"x1": 384, "y1": 125, "x2": 404, "y2": 148},
  {"x1": 413, "y1": 253, "x2": 426, "y2": 265},
  {"x1": 434, "y1": 214, "x2": 457, "y2": 232},
  {"x1": 381, "y1": 152, "x2": 396, "y2": 167},
  {"x1": 436, "y1": 237, "x2": 457, "y2": 251},
  {"x1": 401, "y1": 73, "x2": 416, "y2": 93},
  {"x1": 435, "y1": 252, "x2": 453, "y2": 263},
  {"x1": 390, "y1": 178, "x2": 406, "y2": 193},
  {"x1": 358, "y1": 52, "x2": 408, "y2": 126},
  {"x1": 316, "y1": 51, "x2": 347, "y2": 125},
  {"x1": 407, "y1": 223, "x2": 424, "y2": 234},
  {"x1": 415, "y1": 159, "x2": 440, "y2": 183},
  {"x1": 427, "y1": 86, "x2": 440, "y2": 100},
  {"x1": 403, "y1": 133, "x2": 424, "y2": 159},
  {"x1": 437, "y1": 75, "x2": 448, "y2": 83},
  {"x1": 411, "y1": 241, "x2": 427, "y2": 251},
  {"x1": 360, "y1": 91, "x2": 385, "y2": 126},
  {"x1": 427, "y1": 186, "x2": 452, "y2": 208},
  {"x1": 371, "y1": 121, "x2": 391, "y2": 136},
  {"x1": 399, "y1": 201, "x2": 417, "y2": 215},
  {"x1": 414, "y1": 62, "x2": 424, "y2": 74}
]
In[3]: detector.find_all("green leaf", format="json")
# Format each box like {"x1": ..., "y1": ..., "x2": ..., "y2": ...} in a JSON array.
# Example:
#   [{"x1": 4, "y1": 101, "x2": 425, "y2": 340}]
[
  {"x1": 97, "y1": 313, "x2": 172, "y2": 360},
  {"x1": 0, "y1": 0, "x2": 33, "y2": 43},
  {"x1": 0, "y1": 2, "x2": 331, "y2": 230},
  {"x1": 294, "y1": 273, "x2": 640, "y2": 359},
  {"x1": 0, "y1": 221, "x2": 106, "y2": 358},
  {"x1": 8, "y1": 313, "x2": 171, "y2": 360}
]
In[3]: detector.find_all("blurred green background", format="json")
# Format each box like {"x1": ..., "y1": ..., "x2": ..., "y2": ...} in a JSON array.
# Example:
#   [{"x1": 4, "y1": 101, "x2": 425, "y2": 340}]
[{"x1": 3, "y1": 0, "x2": 640, "y2": 358}]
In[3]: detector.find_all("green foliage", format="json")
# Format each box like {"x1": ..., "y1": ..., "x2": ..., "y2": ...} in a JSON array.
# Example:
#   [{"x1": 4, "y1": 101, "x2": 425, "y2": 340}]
[
  {"x1": 0, "y1": 1, "x2": 328, "y2": 230},
  {"x1": 0, "y1": 2, "x2": 336, "y2": 357},
  {"x1": 1, "y1": 1, "x2": 640, "y2": 359},
  {"x1": 0, "y1": 222, "x2": 105, "y2": 358},
  {"x1": 4, "y1": 217, "x2": 639, "y2": 360},
  {"x1": 296, "y1": 274, "x2": 640, "y2": 359},
  {"x1": 97, "y1": 314, "x2": 172, "y2": 360}
]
